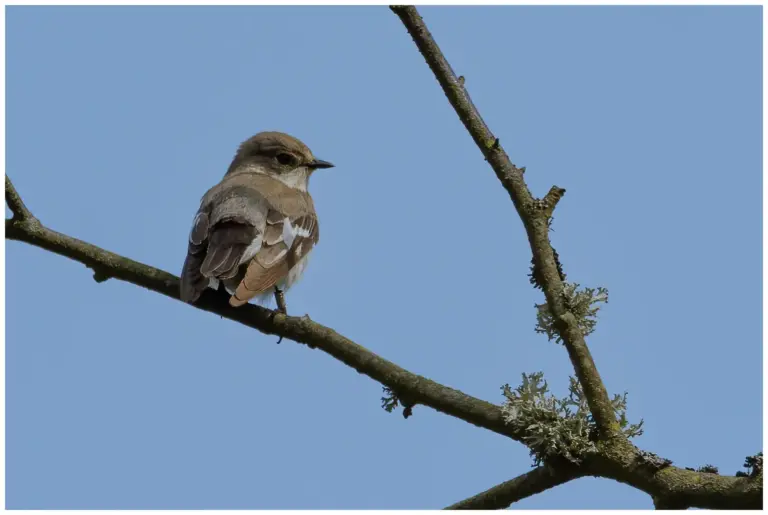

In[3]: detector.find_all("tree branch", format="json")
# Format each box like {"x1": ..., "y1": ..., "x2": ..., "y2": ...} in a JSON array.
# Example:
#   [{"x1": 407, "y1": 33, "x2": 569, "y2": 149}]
[
  {"x1": 388, "y1": 7, "x2": 761, "y2": 509},
  {"x1": 6, "y1": 9, "x2": 760, "y2": 508},
  {"x1": 445, "y1": 466, "x2": 582, "y2": 509},
  {"x1": 7, "y1": 11, "x2": 763, "y2": 505},
  {"x1": 389, "y1": 4, "x2": 617, "y2": 438},
  {"x1": 6, "y1": 166, "x2": 760, "y2": 511},
  {"x1": 599, "y1": 445, "x2": 763, "y2": 510},
  {"x1": 7, "y1": 176, "x2": 761, "y2": 510},
  {"x1": 4, "y1": 176, "x2": 526, "y2": 443}
]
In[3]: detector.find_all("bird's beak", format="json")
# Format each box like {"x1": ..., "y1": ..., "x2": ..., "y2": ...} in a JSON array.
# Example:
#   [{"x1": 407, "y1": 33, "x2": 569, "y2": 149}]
[{"x1": 308, "y1": 159, "x2": 335, "y2": 169}]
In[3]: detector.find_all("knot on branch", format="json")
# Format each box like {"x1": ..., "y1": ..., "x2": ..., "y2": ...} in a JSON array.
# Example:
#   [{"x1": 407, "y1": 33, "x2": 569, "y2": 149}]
[
  {"x1": 636, "y1": 450, "x2": 673, "y2": 471},
  {"x1": 535, "y1": 282, "x2": 608, "y2": 344},
  {"x1": 500, "y1": 373, "x2": 644, "y2": 466},
  {"x1": 381, "y1": 386, "x2": 415, "y2": 419},
  {"x1": 91, "y1": 267, "x2": 112, "y2": 283}
]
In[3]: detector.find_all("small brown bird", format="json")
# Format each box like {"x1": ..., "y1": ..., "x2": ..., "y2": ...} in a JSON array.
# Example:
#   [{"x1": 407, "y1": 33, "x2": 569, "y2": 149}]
[{"x1": 180, "y1": 131, "x2": 334, "y2": 310}]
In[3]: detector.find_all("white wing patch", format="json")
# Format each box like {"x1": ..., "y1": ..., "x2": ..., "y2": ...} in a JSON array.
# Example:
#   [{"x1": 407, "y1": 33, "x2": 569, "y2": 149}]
[
  {"x1": 238, "y1": 235, "x2": 264, "y2": 266},
  {"x1": 282, "y1": 217, "x2": 312, "y2": 249}
]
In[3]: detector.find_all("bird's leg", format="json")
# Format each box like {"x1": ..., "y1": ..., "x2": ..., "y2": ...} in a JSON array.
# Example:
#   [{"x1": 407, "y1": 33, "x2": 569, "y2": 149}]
[
  {"x1": 273, "y1": 286, "x2": 287, "y2": 344},
  {"x1": 216, "y1": 280, "x2": 228, "y2": 319},
  {"x1": 274, "y1": 286, "x2": 287, "y2": 315}
]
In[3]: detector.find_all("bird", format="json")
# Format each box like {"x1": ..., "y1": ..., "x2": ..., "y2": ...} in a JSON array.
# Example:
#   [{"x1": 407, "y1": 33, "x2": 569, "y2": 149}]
[{"x1": 180, "y1": 131, "x2": 334, "y2": 312}]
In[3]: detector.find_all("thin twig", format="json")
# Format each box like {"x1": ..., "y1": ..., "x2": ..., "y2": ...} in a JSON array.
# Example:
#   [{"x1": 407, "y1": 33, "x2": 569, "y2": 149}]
[
  {"x1": 541, "y1": 186, "x2": 567, "y2": 218},
  {"x1": 390, "y1": 5, "x2": 617, "y2": 438},
  {"x1": 6, "y1": 176, "x2": 32, "y2": 221}
]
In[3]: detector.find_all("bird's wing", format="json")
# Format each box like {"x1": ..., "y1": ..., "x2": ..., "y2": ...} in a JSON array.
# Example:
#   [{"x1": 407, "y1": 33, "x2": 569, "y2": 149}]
[
  {"x1": 179, "y1": 179, "x2": 268, "y2": 303},
  {"x1": 229, "y1": 209, "x2": 319, "y2": 307}
]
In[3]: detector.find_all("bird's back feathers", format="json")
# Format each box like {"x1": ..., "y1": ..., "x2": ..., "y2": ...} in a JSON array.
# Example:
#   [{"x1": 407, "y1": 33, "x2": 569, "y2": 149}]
[{"x1": 179, "y1": 170, "x2": 319, "y2": 307}]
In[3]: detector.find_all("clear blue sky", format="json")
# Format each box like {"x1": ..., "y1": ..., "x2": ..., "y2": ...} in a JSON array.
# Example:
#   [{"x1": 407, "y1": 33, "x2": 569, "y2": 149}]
[{"x1": 6, "y1": 5, "x2": 762, "y2": 509}]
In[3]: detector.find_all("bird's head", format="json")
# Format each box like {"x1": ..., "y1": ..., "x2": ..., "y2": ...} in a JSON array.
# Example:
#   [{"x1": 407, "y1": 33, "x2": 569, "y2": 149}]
[{"x1": 226, "y1": 131, "x2": 334, "y2": 190}]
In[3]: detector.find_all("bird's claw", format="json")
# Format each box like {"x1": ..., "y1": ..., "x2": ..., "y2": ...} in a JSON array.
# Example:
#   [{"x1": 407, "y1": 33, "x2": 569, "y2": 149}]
[{"x1": 273, "y1": 286, "x2": 288, "y2": 344}]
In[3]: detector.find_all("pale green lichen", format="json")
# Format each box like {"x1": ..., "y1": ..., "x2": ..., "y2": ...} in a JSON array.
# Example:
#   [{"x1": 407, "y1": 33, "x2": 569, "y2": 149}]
[
  {"x1": 501, "y1": 372, "x2": 643, "y2": 466},
  {"x1": 536, "y1": 282, "x2": 608, "y2": 343}
]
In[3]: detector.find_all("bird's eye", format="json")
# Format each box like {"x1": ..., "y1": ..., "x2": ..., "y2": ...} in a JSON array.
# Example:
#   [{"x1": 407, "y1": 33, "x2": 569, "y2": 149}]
[{"x1": 276, "y1": 153, "x2": 295, "y2": 166}]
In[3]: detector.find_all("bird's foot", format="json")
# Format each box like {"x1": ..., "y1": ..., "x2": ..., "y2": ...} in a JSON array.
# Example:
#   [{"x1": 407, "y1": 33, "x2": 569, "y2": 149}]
[{"x1": 273, "y1": 286, "x2": 287, "y2": 344}]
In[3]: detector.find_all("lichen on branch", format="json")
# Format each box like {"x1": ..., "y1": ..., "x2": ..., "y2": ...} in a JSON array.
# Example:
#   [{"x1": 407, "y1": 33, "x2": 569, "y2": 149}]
[
  {"x1": 535, "y1": 283, "x2": 608, "y2": 344},
  {"x1": 381, "y1": 386, "x2": 414, "y2": 418},
  {"x1": 500, "y1": 373, "x2": 642, "y2": 466}
]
